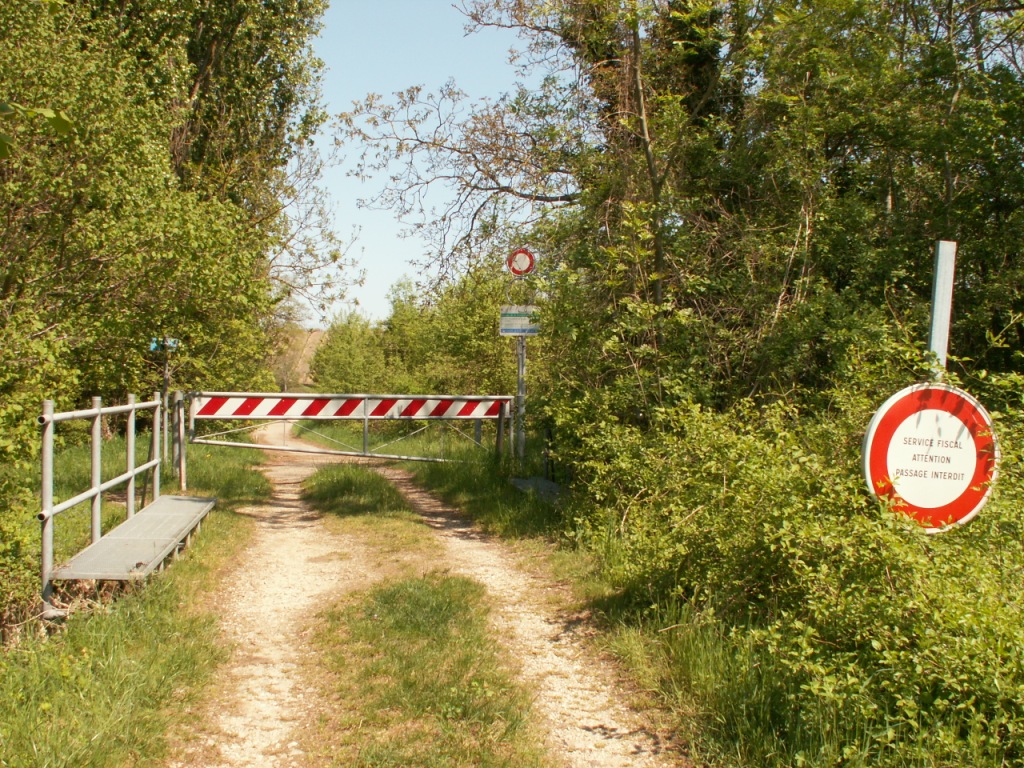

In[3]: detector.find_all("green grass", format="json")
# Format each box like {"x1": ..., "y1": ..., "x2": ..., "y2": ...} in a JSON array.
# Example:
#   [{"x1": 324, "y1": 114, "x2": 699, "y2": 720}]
[
  {"x1": 300, "y1": 459, "x2": 553, "y2": 766},
  {"x1": 298, "y1": 420, "x2": 561, "y2": 539},
  {"x1": 0, "y1": 434, "x2": 267, "y2": 766},
  {"x1": 294, "y1": 419, "x2": 504, "y2": 464},
  {"x1": 312, "y1": 572, "x2": 548, "y2": 767},
  {"x1": 183, "y1": 442, "x2": 272, "y2": 502},
  {"x1": 0, "y1": 505, "x2": 247, "y2": 767},
  {"x1": 303, "y1": 463, "x2": 413, "y2": 518}
]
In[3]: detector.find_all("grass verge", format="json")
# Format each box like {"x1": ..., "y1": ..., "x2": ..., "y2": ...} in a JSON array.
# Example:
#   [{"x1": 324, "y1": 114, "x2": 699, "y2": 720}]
[
  {"x1": 311, "y1": 572, "x2": 548, "y2": 767},
  {"x1": 0, "y1": 440, "x2": 267, "y2": 766}
]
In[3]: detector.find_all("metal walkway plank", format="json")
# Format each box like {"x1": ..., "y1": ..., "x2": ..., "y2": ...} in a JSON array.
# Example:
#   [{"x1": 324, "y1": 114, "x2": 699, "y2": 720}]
[{"x1": 52, "y1": 495, "x2": 216, "y2": 581}]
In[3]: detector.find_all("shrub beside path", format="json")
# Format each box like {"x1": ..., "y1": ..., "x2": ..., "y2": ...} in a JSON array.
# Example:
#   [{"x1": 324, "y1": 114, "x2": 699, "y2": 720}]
[{"x1": 165, "y1": 426, "x2": 686, "y2": 767}]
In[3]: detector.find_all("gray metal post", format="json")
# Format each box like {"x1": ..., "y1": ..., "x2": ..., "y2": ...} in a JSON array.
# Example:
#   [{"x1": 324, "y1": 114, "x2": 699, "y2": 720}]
[
  {"x1": 496, "y1": 402, "x2": 506, "y2": 457},
  {"x1": 363, "y1": 412, "x2": 370, "y2": 457},
  {"x1": 517, "y1": 336, "x2": 527, "y2": 461},
  {"x1": 175, "y1": 391, "x2": 187, "y2": 491},
  {"x1": 40, "y1": 400, "x2": 54, "y2": 607},
  {"x1": 151, "y1": 392, "x2": 161, "y2": 501},
  {"x1": 126, "y1": 394, "x2": 136, "y2": 518},
  {"x1": 508, "y1": 396, "x2": 514, "y2": 453},
  {"x1": 90, "y1": 396, "x2": 102, "y2": 544},
  {"x1": 162, "y1": 353, "x2": 170, "y2": 463},
  {"x1": 929, "y1": 240, "x2": 957, "y2": 375},
  {"x1": 171, "y1": 392, "x2": 180, "y2": 479}
]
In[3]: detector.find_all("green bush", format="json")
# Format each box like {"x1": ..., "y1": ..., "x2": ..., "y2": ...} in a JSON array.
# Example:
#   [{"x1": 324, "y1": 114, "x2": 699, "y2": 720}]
[{"x1": 566, "y1": 366, "x2": 1024, "y2": 765}]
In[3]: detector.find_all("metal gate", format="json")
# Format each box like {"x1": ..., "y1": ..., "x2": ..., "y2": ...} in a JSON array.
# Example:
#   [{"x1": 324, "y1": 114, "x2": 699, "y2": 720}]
[{"x1": 187, "y1": 391, "x2": 512, "y2": 467}]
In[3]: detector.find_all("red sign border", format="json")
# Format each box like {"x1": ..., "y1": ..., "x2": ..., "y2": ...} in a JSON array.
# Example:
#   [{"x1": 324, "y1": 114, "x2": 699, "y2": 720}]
[
  {"x1": 506, "y1": 247, "x2": 535, "y2": 277},
  {"x1": 863, "y1": 383, "x2": 998, "y2": 533}
]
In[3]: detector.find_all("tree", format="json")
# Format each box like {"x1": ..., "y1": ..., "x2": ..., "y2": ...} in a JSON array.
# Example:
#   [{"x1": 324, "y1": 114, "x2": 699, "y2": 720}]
[
  {"x1": 340, "y1": 0, "x2": 1024, "y2": 403},
  {"x1": 311, "y1": 267, "x2": 519, "y2": 398},
  {"x1": 309, "y1": 312, "x2": 387, "y2": 393},
  {"x1": 0, "y1": 0, "x2": 338, "y2": 623}
]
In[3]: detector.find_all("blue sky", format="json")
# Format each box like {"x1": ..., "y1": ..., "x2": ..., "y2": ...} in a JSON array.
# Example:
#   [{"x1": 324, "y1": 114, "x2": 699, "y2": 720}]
[{"x1": 312, "y1": 1, "x2": 524, "y2": 324}]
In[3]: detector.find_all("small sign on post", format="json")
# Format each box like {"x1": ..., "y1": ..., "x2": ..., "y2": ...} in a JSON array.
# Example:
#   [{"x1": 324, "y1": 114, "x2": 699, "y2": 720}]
[{"x1": 499, "y1": 305, "x2": 540, "y2": 336}]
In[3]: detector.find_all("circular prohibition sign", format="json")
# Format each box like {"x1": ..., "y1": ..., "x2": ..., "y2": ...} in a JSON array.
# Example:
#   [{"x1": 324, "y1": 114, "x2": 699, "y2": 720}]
[
  {"x1": 506, "y1": 247, "x2": 536, "y2": 277},
  {"x1": 862, "y1": 383, "x2": 999, "y2": 533}
]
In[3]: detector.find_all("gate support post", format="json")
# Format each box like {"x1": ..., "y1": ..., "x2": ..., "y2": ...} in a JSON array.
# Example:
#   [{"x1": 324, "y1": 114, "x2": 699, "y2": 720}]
[
  {"x1": 174, "y1": 391, "x2": 187, "y2": 491},
  {"x1": 40, "y1": 400, "x2": 55, "y2": 610},
  {"x1": 126, "y1": 395, "x2": 136, "y2": 518},
  {"x1": 151, "y1": 392, "x2": 161, "y2": 502},
  {"x1": 90, "y1": 397, "x2": 102, "y2": 544},
  {"x1": 496, "y1": 402, "x2": 506, "y2": 457}
]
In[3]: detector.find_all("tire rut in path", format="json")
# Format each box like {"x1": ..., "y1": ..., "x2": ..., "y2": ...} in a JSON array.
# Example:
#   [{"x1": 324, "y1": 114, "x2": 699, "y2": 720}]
[
  {"x1": 167, "y1": 442, "x2": 376, "y2": 768},
  {"x1": 373, "y1": 465, "x2": 683, "y2": 768}
]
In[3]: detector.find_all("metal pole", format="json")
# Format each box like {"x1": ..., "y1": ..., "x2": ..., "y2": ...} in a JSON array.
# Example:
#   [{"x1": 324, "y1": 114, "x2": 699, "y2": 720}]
[
  {"x1": 517, "y1": 335, "x2": 526, "y2": 461},
  {"x1": 929, "y1": 240, "x2": 957, "y2": 376},
  {"x1": 162, "y1": 351, "x2": 170, "y2": 463},
  {"x1": 90, "y1": 396, "x2": 102, "y2": 544},
  {"x1": 152, "y1": 392, "x2": 161, "y2": 501},
  {"x1": 363, "y1": 412, "x2": 369, "y2": 457},
  {"x1": 175, "y1": 391, "x2": 187, "y2": 491},
  {"x1": 40, "y1": 400, "x2": 55, "y2": 608},
  {"x1": 474, "y1": 419, "x2": 482, "y2": 446},
  {"x1": 171, "y1": 391, "x2": 180, "y2": 480},
  {"x1": 508, "y1": 397, "x2": 514, "y2": 454},
  {"x1": 126, "y1": 394, "x2": 136, "y2": 518},
  {"x1": 496, "y1": 402, "x2": 506, "y2": 457}
]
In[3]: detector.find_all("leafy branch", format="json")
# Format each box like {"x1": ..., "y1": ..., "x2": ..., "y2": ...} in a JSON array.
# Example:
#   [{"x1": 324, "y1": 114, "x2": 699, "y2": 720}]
[{"x1": 0, "y1": 101, "x2": 73, "y2": 159}]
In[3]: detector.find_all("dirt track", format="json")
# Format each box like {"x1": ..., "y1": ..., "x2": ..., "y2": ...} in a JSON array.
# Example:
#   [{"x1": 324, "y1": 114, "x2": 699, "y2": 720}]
[{"x1": 166, "y1": 426, "x2": 684, "y2": 767}]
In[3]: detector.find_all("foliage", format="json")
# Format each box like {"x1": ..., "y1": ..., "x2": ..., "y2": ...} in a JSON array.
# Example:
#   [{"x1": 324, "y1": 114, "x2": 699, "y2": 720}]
[
  {"x1": 557, "y1": 341, "x2": 1024, "y2": 766},
  {"x1": 308, "y1": 312, "x2": 388, "y2": 392},
  {"x1": 311, "y1": 264, "x2": 521, "y2": 396},
  {"x1": 338, "y1": 2, "x2": 1024, "y2": 761},
  {"x1": 0, "y1": 0, "x2": 336, "y2": 627}
]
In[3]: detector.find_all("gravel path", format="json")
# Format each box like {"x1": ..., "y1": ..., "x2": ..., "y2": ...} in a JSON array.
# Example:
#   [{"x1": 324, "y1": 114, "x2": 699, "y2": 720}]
[{"x1": 165, "y1": 426, "x2": 685, "y2": 768}]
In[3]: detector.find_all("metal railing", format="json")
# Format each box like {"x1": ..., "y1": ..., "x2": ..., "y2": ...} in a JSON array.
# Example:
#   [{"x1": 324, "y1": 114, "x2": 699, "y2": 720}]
[{"x1": 38, "y1": 394, "x2": 162, "y2": 608}]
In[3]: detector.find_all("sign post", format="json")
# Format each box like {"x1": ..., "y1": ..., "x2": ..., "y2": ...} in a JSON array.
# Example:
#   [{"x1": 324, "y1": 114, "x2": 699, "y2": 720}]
[
  {"x1": 516, "y1": 336, "x2": 526, "y2": 460},
  {"x1": 499, "y1": 306, "x2": 539, "y2": 461},
  {"x1": 502, "y1": 247, "x2": 538, "y2": 461},
  {"x1": 863, "y1": 242, "x2": 999, "y2": 532},
  {"x1": 929, "y1": 240, "x2": 957, "y2": 374}
]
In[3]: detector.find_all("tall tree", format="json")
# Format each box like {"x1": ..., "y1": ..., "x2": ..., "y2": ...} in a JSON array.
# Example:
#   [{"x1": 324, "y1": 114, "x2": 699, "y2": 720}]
[
  {"x1": 0, "y1": 0, "x2": 340, "y2": 622},
  {"x1": 342, "y1": 0, "x2": 1024, "y2": 407}
]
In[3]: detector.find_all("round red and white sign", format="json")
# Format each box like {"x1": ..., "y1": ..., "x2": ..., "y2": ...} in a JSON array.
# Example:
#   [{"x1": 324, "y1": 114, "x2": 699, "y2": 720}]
[
  {"x1": 506, "y1": 247, "x2": 535, "y2": 277},
  {"x1": 863, "y1": 383, "x2": 998, "y2": 532}
]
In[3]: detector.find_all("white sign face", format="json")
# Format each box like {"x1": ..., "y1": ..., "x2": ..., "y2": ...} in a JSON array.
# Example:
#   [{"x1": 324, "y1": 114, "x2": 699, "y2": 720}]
[
  {"x1": 499, "y1": 305, "x2": 540, "y2": 336},
  {"x1": 885, "y1": 409, "x2": 975, "y2": 508}
]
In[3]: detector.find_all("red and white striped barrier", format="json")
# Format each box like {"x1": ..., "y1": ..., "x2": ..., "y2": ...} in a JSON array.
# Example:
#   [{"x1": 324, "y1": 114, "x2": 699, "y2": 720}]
[{"x1": 191, "y1": 393, "x2": 511, "y2": 421}]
